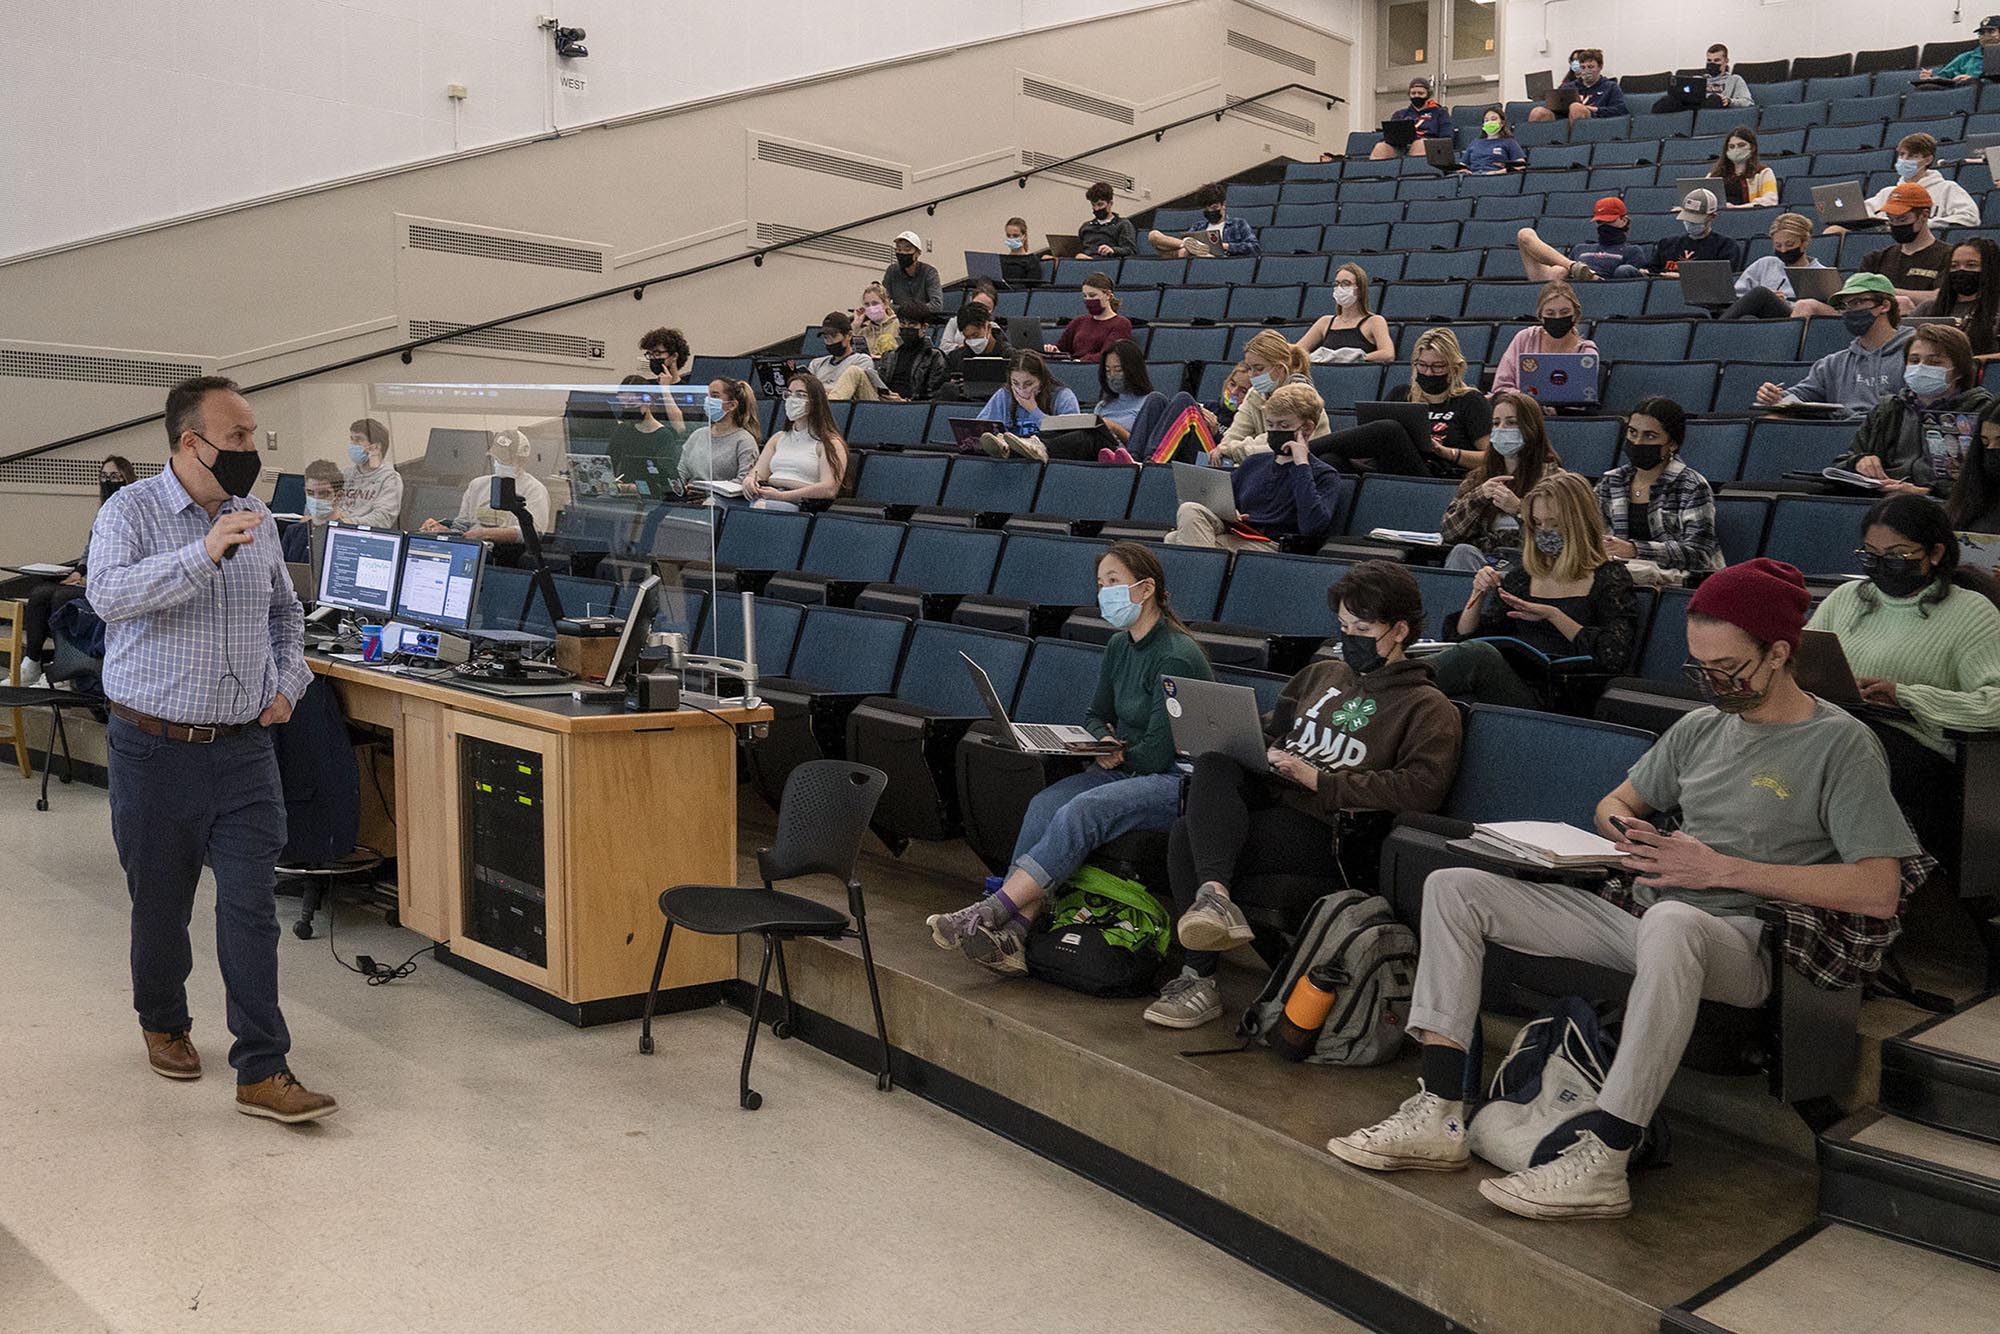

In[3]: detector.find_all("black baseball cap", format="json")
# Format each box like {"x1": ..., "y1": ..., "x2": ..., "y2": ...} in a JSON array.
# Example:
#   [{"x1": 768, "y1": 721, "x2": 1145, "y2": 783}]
[{"x1": 1981, "y1": 14, "x2": 2000, "y2": 30}]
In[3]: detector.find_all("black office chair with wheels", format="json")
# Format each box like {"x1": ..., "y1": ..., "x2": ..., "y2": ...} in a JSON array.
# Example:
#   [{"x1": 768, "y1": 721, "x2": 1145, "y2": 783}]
[{"x1": 638, "y1": 760, "x2": 892, "y2": 1110}]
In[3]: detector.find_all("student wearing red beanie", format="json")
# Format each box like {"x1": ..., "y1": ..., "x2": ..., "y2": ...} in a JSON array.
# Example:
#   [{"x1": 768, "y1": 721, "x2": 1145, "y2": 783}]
[{"x1": 1329, "y1": 561, "x2": 1922, "y2": 1222}]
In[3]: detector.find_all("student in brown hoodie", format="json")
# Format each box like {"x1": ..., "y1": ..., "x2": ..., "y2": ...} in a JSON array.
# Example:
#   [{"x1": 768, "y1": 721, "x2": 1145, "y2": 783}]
[{"x1": 1146, "y1": 562, "x2": 1464, "y2": 1029}]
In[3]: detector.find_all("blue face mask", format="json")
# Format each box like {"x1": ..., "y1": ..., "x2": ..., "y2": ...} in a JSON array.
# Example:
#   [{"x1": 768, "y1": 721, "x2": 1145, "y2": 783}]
[
  {"x1": 1250, "y1": 371, "x2": 1277, "y2": 397},
  {"x1": 1004, "y1": 236, "x2": 1025, "y2": 252},
  {"x1": 703, "y1": 395, "x2": 727, "y2": 423},
  {"x1": 1895, "y1": 157, "x2": 1924, "y2": 181},
  {"x1": 1681, "y1": 219, "x2": 1710, "y2": 237},
  {"x1": 1490, "y1": 426, "x2": 1525, "y2": 458},
  {"x1": 1097, "y1": 582, "x2": 1145, "y2": 629},
  {"x1": 1905, "y1": 363, "x2": 1952, "y2": 398},
  {"x1": 348, "y1": 443, "x2": 370, "y2": 466},
  {"x1": 304, "y1": 495, "x2": 333, "y2": 520}
]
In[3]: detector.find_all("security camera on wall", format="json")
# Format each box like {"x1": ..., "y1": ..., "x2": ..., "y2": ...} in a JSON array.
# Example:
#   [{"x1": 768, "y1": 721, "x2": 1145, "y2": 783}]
[{"x1": 553, "y1": 25, "x2": 587, "y2": 59}]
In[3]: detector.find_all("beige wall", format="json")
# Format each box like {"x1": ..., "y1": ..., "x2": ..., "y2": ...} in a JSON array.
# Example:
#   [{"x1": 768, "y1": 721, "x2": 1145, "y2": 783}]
[{"x1": 0, "y1": 0, "x2": 1353, "y2": 567}]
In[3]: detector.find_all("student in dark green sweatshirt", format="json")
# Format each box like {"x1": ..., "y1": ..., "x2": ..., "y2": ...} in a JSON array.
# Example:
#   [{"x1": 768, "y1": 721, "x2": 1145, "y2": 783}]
[
  {"x1": 1152, "y1": 561, "x2": 1464, "y2": 1029},
  {"x1": 927, "y1": 543, "x2": 1212, "y2": 975}
]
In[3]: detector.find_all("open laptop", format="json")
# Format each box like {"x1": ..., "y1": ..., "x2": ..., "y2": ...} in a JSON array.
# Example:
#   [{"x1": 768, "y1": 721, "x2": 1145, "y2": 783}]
[
  {"x1": 286, "y1": 562, "x2": 317, "y2": 606},
  {"x1": 1795, "y1": 630, "x2": 1909, "y2": 717},
  {"x1": 963, "y1": 251, "x2": 1010, "y2": 288},
  {"x1": 1005, "y1": 316, "x2": 1044, "y2": 352},
  {"x1": 1163, "y1": 676, "x2": 1269, "y2": 772},
  {"x1": 948, "y1": 417, "x2": 1006, "y2": 452},
  {"x1": 1676, "y1": 259, "x2": 1740, "y2": 307},
  {"x1": 961, "y1": 652, "x2": 1119, "y2": 754},
  {"x1": 1788, "y1": 267, "x2": 1842, "y2": 302},
  {"x1": 1379, "y1": 119, "x2": 1419, "y2": 150},
  {"x1": 1524, "y1": 69, "x2": 1555, "y2": 102},
  {"x1": 754, "y1": 356, "x2": 803, "y2": 400},
  {"x1": 1811, "y1": 182, "x2": 1872, "y2": 229},
  {"x1": 959, "y1": 356, "x2": 1009, "y2": 396},
  {"x1": 1357, "y1": 400, "x2": 1439, "y2": 457},
  {"x1": 1515, "y1": 352, "x2": 1600, "y2": 406},
  {"x1": 1423, "y1": 139, "x2": 1460, "y2": 172},
  {"x1": 1045, "y1": 233, "x2": 1084, "y2": 259},
  {"x1": 1674, "y1": 177, "x2": 1723, "y2": 207},
  {"x1": 1172, "y1": 462, "x2": 1238, "y2": 523}
]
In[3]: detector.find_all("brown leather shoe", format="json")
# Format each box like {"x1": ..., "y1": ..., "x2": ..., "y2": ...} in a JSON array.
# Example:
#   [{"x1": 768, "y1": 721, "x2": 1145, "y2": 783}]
[
  {"x1": 144, "y1": 1029, "x2": 202, "y2": 1080},
  {"x1": 235, "y1": 1070, "x2": 338, "y2": 1124}
]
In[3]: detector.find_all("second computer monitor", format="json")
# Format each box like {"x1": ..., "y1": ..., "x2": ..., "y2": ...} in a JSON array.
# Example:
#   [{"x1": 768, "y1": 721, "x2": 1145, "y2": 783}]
[
  {"x1": 394, "y1": 533, "x2": 485, "y2": 633},
  {"x1": 317, "y1": 523, "x2": 406, "y2": 619}
]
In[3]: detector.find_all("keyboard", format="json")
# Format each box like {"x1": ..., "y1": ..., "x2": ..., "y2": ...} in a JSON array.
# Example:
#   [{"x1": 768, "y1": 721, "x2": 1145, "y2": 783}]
[{"x1": 1018, "y1": 723, "x2": 1079, "y2": 751}]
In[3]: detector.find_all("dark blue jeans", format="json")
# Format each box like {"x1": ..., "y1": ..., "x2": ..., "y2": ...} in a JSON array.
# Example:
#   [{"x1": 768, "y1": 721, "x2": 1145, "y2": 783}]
[{"x1": 108, "y1": 715, "x2": 292, "y2": 1084}]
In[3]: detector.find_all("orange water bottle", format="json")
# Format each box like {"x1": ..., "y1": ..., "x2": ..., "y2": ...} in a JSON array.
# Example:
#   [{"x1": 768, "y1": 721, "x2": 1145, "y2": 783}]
[{"x1": 1270, "y1": 962, "x2": 1341, "y2": 1061}]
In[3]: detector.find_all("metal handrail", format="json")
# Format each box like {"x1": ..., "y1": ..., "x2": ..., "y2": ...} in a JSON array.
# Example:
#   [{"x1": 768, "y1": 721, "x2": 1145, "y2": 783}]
[{"x1": 4, "y1": 81, "x2": 1341, "y2": 466}]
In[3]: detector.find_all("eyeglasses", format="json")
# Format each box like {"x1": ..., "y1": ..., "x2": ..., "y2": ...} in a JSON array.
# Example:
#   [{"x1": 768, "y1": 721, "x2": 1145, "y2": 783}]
[
  {"x1": 1856, "y1": 547, "x2": 1923, "y2": 561},
  {"x1": 1680, "y1": 658, "x2": 1757, "y2": 692},
  {"x1": 1413, "y1": 360, "x2": 1450, "y2": 374}
]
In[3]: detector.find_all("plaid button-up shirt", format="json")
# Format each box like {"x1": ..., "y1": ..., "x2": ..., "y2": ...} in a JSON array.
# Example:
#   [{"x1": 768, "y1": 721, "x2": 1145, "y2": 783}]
[
  {"x1": 1595, "y1": 457, "x2": 1724, "y2": 574},
  {"x1": 87, "y1": 465, "x2": 310, "y2": 726}
]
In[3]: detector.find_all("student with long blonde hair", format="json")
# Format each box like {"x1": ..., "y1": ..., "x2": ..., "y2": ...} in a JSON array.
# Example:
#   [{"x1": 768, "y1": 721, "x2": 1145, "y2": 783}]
[
  {"x1": 1311, "y1": 327, "x2": 1491, "y2": 477},
  {"x1": 1426, "y1": 471, "x2": 1639, "y2": 708},
  {"x1": 1218, "y1": 330, "x2": 1325, "y2": 452}
]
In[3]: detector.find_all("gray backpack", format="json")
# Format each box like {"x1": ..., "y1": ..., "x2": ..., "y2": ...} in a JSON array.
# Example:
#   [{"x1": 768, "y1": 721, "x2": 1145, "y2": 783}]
[{"x1": 1239, "y1": 890, "x2": 1417, "y2": 1066}]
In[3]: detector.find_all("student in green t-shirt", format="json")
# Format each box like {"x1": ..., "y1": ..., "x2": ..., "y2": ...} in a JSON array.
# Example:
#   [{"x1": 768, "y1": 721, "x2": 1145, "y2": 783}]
[
  {"x1": 1329, "y1": 559, "x2": 1919, "y2": 1223},
  {"x1": 926, "y1": 544, "x2": 1211, "y2": 977}
]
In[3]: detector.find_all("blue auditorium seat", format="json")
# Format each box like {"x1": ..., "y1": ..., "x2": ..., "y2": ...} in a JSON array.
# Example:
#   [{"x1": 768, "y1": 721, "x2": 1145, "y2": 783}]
[
  {"x1": 1028, "y1": 461, "x2": 1139, "y2": 524},
  {"x1": 1146, "y1": 326, "x2": 1230, "y2": 363},
  {"x1": 1380, "y1": 283, "x2": 1466, "y2": 320},
  {"x1": 1321, "y1": 223, "x2": 1391, "y2": 253},
  {"x1": 1255, "y1": 255, "x2": 1330, "y2": 285},
  {"x1": 1337, "y1": 201, "x2": 1406, "y2": 225},
  {"x1": 1401, "y1": 250, "x2": 1483, "y2": 281},
  {"x1": 715, "y1": 507, "x2": 811, "y2": 575},
  {"x1": 933, "y1": 457, "x2": 1043, "y2": 518},
  {"x1": 1609, "y1": 322, "x2": 1694, "y2": 362},
  {"x1": 1739, "y1": 418, "x2": 1855, "y2": 480},
  {"x1": 1805, "y1": 74, "x2": 1873, "y2": 102},
  {"x1": 1602, "y1": 361, "x2": 1721, "y2": 414},
  {"x1": 1762, "y1": 495, "x2": 1876, "y2": 576},
  {"x1": 1260, "y1": 225, "x2": 1324, "y2": 254},
  {"x1": 1440, "y1": 705, "x2": 1656, "y2": 829},
  {"x1": 1341, "y1": 474, "x2": 1458, "y2": 537},
  {"x1": 1310, "y1": 363, "x2": 1385, "y2": 405},
  {"x1": 1698, "y1": 320, "x2": 1805, "y2": 364},
  {"x1": 1544, "y1": 418, "x2": 1621, "y2": 477},
  {"x1": 1225, "y1": 285, "x2": 1304, "y2": 323},
  {"x1": 1148, "y1": 543, "x2": 1229, "y2": 622},
  {"x1": 1806, "y1": 123, "x2": 1886, "y2": 154},
  {"x1": 847, "y1": 401, "x2": 933, "y2": 448},
  {"x1": 1679, "y1": 420, "x2": 1750, "y2": 482},
  {"x1": 694, "y1": 590, "x2": 805, "y2": 673},
  {"x1": 1716, "y1": 362, "x2": 1812, "y2": 412},
  {"x1": 853, "y1": 451, "x2": 949, "y2": 508},
  {"x1": 1713, "y1": 495, "x2": 1772, "y2": 565},
  {"x1": 1155, "y1": 287, "x2": 1228, "y2": 322}
]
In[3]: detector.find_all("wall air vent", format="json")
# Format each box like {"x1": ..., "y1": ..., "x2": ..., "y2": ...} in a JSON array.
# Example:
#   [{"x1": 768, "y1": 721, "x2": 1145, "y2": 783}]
[
  {"x1": 1022, "y1": 76, "x2": 1135, "y2": 124},
  {"x1": 407, "y1": 321, "x2": 605, "y2": 360},
  {"x1": 0, "y1": 458, "x2": 163, "y2": 488},
  {"x1": 0, "y1": 348, "x2": 202, "y2": 388},
  {"x1": 406, "y1": 224, "x2": 603, "y2": 273},
  {"x1": 754, "y1": 223, "x2": 896, "y2": 266},
  {"x1": 1021, "y1": 152, "x2": 1134, "y2": 193},
  {"x1": 1226, "y1": 95, "x2": 1316, "y2": 137},
  {"x1": 755, "y1": 139, "x2": 905, "y2": 190},
  {"x1": 1227, "y1": 30, "x2": 1315, "y2": 75}
]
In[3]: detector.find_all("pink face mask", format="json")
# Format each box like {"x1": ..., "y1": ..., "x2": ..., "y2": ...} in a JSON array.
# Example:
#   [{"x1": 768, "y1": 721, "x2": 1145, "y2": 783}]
[{"x1": 864, "y1": 303, "x2": 885, "y2": 320}]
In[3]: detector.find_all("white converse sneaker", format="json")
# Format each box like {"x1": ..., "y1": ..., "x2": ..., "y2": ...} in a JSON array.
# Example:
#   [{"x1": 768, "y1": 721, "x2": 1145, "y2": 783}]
[
  {"x1": 1478, "y1": 1130, "x2": 1632, "y2": 1220},
  {"x1": 1008, "y1": 433, "x2": 1048, "y2": 463},
  {"x1": 1326, "y1": 1081, "x2": 1470, "y2": 1172}
]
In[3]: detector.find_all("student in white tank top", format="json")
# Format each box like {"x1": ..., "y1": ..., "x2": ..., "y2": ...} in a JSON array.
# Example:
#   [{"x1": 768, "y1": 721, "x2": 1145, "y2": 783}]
[{"x1": 745, "y1": 375, "x2": 849, "y2": 511}]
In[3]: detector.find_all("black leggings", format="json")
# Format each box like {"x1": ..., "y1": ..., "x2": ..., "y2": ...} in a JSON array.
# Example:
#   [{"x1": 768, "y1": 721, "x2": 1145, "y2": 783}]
[
  {"x1": 1309, "y1": 419, "x2": 1430, "y2": 476},
  {"x1": 23, "y1": 581, "x2": 87, "y2": 664},
  {"x1": 1872, "y1": 722, "x2": 1961, "y2": 883},
  {"x1": 1722, "y1": 287, "x2": 1794, "y2": 321},
  {"x1": 1168, "y1": 752, "x2": 1341, "y2": 976}
]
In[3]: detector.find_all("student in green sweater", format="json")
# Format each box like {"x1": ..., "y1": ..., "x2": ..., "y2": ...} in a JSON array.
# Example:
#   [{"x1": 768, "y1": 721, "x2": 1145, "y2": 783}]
[
  {"x1": 927, "y1": 543, "x2": 1212, "y2": 975},
  {"x1": 1805, "y1": 494, "x2": 2000, "y2": 864}
]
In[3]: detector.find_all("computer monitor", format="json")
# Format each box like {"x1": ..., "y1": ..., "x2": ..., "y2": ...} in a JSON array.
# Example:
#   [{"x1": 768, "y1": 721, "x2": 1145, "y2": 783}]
[
  {"x1": 392, "y1": 532, "x2": 486, "y2": 634},
  {"x1": 316, "y1": 524, "x2": 405, "y2": 620},
  {"x1": 602, "y1": 575, "x2": 661, "y2": 688},
  {"x1": 269, "y1": 472, "x2": 305, "y2": 515}
]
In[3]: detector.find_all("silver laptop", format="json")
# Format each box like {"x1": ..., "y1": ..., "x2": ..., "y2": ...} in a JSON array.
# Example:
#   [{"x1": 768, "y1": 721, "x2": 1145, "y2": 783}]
[
  {"x1": 960, "y1": 652, "x2": 1118, "y2": 754},
  {"x1": 1811, "y1": 181, "x2": 1871, "y2": 229},
  {"x1": 1172, "y1": 462, "x2": 1238, "y2": 523},
  {"x1": 1163, "y1": 675, "x2": 1269, "y2": 772},
  {"x1": 1676, "y1": 259, "x2": 1739, "y2": 306}
]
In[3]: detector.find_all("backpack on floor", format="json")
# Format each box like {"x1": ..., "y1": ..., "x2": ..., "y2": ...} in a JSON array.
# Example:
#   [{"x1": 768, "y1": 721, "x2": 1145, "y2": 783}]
[
  {"x1": 1238, "y1": 890, "x2": 1417, "y2": 1066},
  {"x1": 1467, "y1": 996, "x2": 1671, "y2": 1172},
  {"x1": 1025, "y1": 866, "x2": 1171, "y2": 998}
]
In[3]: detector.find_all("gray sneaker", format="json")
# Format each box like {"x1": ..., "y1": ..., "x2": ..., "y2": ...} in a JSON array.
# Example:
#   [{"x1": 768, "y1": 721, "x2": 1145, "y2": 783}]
[
  {"x1": 1176, "y1": 887, "x2": 1255, "y2": 953},
  {"x1": 960, "y1": 920, "x2": 1028, "y2": 976},
  {"x1": 927, "y1": 896, "x2": 1004, "y2": 951},
  {"x1": 1143, "y1": 973, "x2": 1224, "y2": 1028}
]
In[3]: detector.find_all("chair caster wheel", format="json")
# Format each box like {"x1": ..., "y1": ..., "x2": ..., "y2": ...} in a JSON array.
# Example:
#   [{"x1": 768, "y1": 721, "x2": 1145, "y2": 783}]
[
  {"x1": 35, "y1": 799, "x2": 48, "y2": 812},
  {"x1": 876, "y1": 1072, "x2": 892, "y2": 1092},
  {"x1": 639, "y1": 1034, "x2": 654, "y2": 1055},
  {"x1": 292, "y1": 920, "x2": 313, "y2": 940},
  {"x1": 772, "y1": 1020, "x2": 793, "y2": 1040},
  {"x1": 384, "y1": 909, "x2": 399, "y2": 929},
  {"x1": 741, "y1": 1090, "x2": 763, "y2": 1110}
]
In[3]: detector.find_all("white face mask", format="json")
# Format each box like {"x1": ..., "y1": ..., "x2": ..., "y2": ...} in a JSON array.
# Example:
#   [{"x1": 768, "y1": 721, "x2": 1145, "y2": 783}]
[
  {"x1": 491, "y1": 459, "x2": 518, "y2": 479},
  {"x1": 1331, "y1": 284, "x2": 1357, "y2": 308},
  {"x1": 783, "y1": 394, "x2": 810, "y2": 422},
  {"x1": 965, "y1": 336, "x2": 989, "y2": 353},
  {"x1": 1725, "y1": 145, "x2": 1751, "y2": 165}
]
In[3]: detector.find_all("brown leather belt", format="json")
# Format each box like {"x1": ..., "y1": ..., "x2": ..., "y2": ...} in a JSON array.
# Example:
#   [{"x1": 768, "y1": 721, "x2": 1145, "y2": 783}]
[{"x1": 109, "y1": 702, "x2": 247, "y2": 744}]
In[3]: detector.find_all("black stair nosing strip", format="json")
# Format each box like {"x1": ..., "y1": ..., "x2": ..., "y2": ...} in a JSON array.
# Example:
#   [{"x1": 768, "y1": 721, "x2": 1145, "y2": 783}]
[
  {"x1": 1817, "y1": 1133, "x2": 2000, "y2": 1238},
  {"x1": 1659, "y1": 1222, "x2": 1828, "y2": 1334},
  {"x1": 1879, "y1": 988, "x2": 2000, "y2": 1051},
  {"x1": 714, "y1": 979, "x2": 1460, "y2": 1334},
  {"x1": 1880, "y1": 1062, "x2": 2000, "y2": 1147},
  {"x1": 1815, "y1": 1184, "x2": 2000, "y2": 1276},
  {"x1": 1883, "y1": 1029, "x2": 2000, "y2": 1097}
]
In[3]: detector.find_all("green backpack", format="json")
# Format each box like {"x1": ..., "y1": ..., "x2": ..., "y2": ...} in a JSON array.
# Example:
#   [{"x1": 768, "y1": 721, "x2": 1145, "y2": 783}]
[{"x1": 1025, "y1": 866, "x2": 1172, "y2": 997}]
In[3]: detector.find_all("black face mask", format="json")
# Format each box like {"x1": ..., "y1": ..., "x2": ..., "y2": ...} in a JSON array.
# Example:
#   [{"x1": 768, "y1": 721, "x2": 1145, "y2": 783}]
[
  {"x1": 1626, "y1": 443, "x2": 1665, "y2": 471},
  {"x1": 1410, "y1": 94, "x2": 1428, "y2": 108},
  {"x1": 1203, "y1": 207, "x2": 1224, "y2": 223},
  {"x1": 99, "y1": 477, "x2": 124, "y2": 502},
  {"x1": 1951, "y1": 270, "x2": 1984, "y2": 297},
  {"x1": 1340, "y1": 631, "x2": 1387, "y2": 675},
  {"x1": 1705, "y1": 61, "x2": 1723, "y2": 76},
  {"x1": 193, "y1": 433, "x2": 261, "y2": 499},
  {"x1": 1890, "y1": 222, "x2": 1921, "y2": 245},
  {"x1": 901, "y1": 326, "x2": 928, "y2": 345},
  {"x1": 1775, "y1": 245, "x2": 1805, "y2": 265},
  {"x1": 899, "y1": 251, "x2": 919, "y2": 269},
  {"x1": 1091, "y1": 205, "x2": 1111, "y2": 219},
  {"x1": 821, "y1": 335, "x2": 846, "y2": 354},
  {"x1": 1861, "y1": 552, "x2": 1933, "y2": 598},
  {"x1": 1415, "y1": 371, "x2": 1451, "y2": 395},
  {"x1": 1542, "y1": 314, "x2": 1577, "y2": 340},
  {"x1": 1596, "y1": 222, "x2": 1629, "y2": 246},
  {"x1": 648, "y1": 356, "x2": 667, "y2": 377}
]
